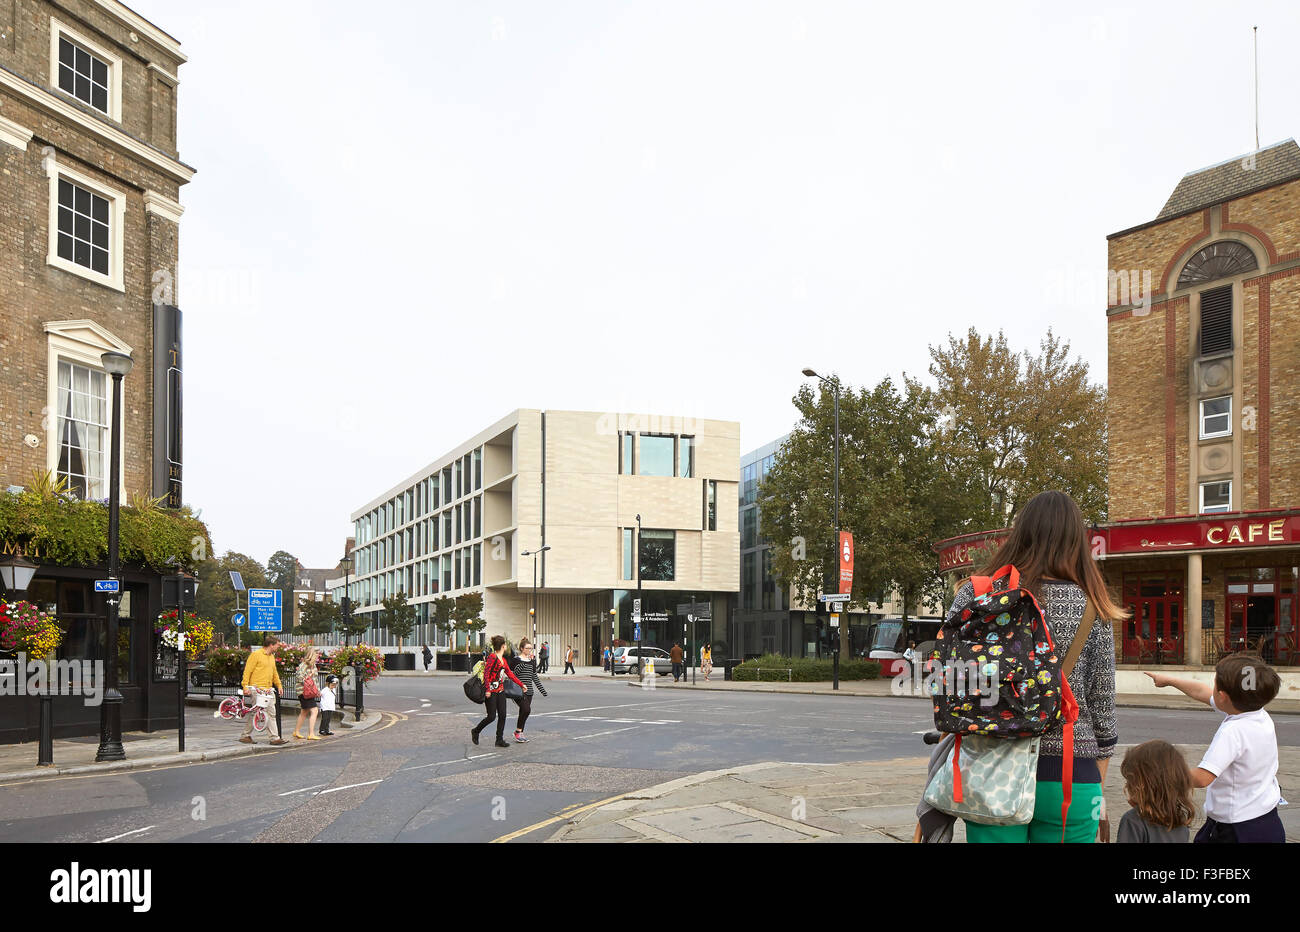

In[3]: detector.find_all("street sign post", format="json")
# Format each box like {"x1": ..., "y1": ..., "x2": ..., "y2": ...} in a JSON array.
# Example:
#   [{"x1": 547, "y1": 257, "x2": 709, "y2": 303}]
[
  {"x1": 94, "y1": 579, "x2": 119, "y2": 593},
  {"x1": 231, "y1": 611, "x2": 246, "y2": 628},
  {"x1": 247, "y1": 589, "x2": 283, "y2": 633}
]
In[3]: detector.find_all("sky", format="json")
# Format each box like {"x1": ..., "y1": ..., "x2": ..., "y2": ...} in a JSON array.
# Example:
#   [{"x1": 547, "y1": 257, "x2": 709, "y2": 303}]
[{"x1": 128, "y1": 0, "x2": 1300, "y2": 568}]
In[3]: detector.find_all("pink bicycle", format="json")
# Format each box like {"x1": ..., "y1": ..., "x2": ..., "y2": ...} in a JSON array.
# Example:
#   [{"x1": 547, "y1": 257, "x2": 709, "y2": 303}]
[{"x1": 216, "y1": 689, "x2": 271, "y2": 732}]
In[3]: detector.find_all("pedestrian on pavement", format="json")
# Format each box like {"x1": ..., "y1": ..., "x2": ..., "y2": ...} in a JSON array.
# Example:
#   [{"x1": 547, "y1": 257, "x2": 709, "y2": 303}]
[
  {"x1": 948, "y1": 489, "x2": 1124, "y2": 844},
  {"x1": 508, "y1": 637, "x2": 548, "y2": 742},
  {"x1": 902, "y1": 639, "x2": 919, "y2": 670},
  {"x1": 670, "y1": 642, "x2": 684, "y2": 681},
  {"x1": 603, "y1": 645, "x2": 611, "y2": 672},
  {"x1": 472, "y1": 635, "x2": 527, "y2": 748},
  {"x1": 563, "y1": 645, "x2": 576, "y2": 675},
  {"x1": 240, "y1": 634, "x2": 287, "y2": 746},
  {"x1": 292, "y1": 646, "x2": 322, "y2": 741},
  {"x1": 700, "y1": 643, "x2": 713, "y2": 681},
  {"x1": 539, "y1": 642, "x2": 549, "y2": 674},
  {"x1": 1147, "y1": 655, "x2": 1285, "y2": 843},
  {"x1": 422, "y1": 644, "x2": 433, "y2": 671},
  {"x1": 1114, "y1": 740, "x2": 1194, "y2": 843},
  {"x1": 319, "y1": 674, "x2": 338, "y2": 735}
]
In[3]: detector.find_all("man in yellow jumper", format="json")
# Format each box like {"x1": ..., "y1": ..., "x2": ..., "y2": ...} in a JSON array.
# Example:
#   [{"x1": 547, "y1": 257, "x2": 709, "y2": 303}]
[{"x1": 240, "y1": 634, "x2": 287, "y2": 745}]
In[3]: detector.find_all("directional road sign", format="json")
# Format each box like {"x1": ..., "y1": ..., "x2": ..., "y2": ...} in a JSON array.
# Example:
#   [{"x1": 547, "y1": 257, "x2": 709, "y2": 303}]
[
  {"x1": 231, "y1": 611, "x2": 246, "y2": 628},
  {"x1": 94, "y1": 579, "x2": 119, "y2": 593}
]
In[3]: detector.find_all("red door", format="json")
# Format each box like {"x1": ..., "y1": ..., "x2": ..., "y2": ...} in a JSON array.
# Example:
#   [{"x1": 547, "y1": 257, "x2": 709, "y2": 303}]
[{"x1": 1122, "y1": 574, "x2": 1185, "y2": 664}]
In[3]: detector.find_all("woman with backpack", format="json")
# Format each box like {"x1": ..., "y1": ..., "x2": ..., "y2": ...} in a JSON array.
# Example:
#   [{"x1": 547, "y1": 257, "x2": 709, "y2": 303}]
[
  {"x1": 944, "y1": 490, "x2": 1125, "y2": 843},
  {"x1": 472, "y1": 635, "x2": 527, "y2": 748}
]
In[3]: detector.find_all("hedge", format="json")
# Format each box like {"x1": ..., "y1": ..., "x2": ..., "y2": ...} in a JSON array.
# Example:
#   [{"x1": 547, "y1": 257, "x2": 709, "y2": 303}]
[{"x1": 732, "y1": 653, "x2": 882, "y2": 682}]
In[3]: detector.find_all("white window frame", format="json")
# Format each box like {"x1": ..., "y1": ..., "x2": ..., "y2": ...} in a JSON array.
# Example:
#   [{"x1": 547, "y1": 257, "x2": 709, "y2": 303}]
[
  {"x1": 1199, "y1": 480, "x2": 1232, "y2": 515},
  {"x1": 45, "y1": 155, "x2": 126, "y2": 291},
  {"x1": 1199, "y1": 395, "x2": 1232, "y2": 440},
  {"x1": 50, "y1": 19, "x2": 122, "y2": 121},
  {"x1": 43, "y1": 320, "x2": 132, "y2": 500}
]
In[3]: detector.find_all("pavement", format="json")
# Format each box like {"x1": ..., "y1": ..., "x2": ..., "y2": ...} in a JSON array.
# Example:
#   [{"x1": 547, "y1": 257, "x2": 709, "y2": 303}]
[
  {"x1": 0, "y1": 698, "x2": 383, "y2": 784},
  {"x1": 620, "y1": 674, "x2": 1300, "y2": 715},
  {"x1": 542, "y1": 744, "x2": 1300, "y2": 843}
]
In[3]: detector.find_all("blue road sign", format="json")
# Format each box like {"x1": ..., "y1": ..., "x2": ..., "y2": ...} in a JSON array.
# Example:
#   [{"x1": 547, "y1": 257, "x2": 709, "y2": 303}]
[
  {"x1": 94, "y1": 579, "x2": 119, "y2": 593},
  {"x1": 634, "y1": 625, "x2": 641, "y2": 641},
  {"x1": 247, "y1": 589, "x2": 283, "y2": 632},
  {"x1": 231, "y1": 611, "x2": 246, "y2": 628}
]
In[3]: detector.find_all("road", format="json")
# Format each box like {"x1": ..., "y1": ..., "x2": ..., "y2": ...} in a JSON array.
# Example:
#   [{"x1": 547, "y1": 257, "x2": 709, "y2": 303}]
[{"x1": 1, "y1": 676, "x2": 1295, "y2": 843}]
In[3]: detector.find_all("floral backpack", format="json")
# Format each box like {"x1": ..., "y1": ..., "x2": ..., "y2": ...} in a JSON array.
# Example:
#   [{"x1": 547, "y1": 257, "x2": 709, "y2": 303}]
[{"x1": 928, "y1": 565, "x2": 1094, "y2": 836}]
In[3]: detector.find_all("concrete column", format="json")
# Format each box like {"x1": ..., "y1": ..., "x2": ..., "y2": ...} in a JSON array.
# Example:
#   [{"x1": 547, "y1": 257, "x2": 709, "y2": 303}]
[{"x1": 1186, "y1": 553, "x2": 1203, "y2": 666}]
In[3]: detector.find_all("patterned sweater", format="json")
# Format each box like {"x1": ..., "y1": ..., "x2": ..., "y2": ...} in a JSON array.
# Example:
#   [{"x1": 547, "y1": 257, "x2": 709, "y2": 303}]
[
  {"x1": 948, "y1": 579, "x2": 1118, "y2": 766},
  {"x1": 508, "y1": 656, "x2": 548, "y2": 697}
]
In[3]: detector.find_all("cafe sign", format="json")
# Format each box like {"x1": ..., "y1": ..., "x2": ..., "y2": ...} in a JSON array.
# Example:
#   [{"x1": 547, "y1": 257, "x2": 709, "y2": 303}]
[
  {"x1": 935, "y1": 535, "x2": 1008, "y2": 571},
  {"x1": 1102, "y1": 514, "x2": 1300, "y2": 555}
]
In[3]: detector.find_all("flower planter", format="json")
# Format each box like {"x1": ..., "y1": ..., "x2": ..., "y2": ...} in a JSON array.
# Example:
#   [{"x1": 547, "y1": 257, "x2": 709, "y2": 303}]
[{"x1": 386, "y1": 652, "x2": 415, "y2": 671}]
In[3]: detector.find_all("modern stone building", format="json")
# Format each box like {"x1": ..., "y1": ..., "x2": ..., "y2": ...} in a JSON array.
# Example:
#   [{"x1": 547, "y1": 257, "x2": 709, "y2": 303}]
[
  {"x1": 937, "y1": 141, "x2": 1300, "y2": 674},
  {"x1": 345, "y1": 410, "x2": 740, "y2": 663}
]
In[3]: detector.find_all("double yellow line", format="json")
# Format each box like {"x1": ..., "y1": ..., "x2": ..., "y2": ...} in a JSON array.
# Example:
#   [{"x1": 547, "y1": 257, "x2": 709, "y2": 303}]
[{"x1": 489, "y1": 792, "x2": 630, "y2": 843}]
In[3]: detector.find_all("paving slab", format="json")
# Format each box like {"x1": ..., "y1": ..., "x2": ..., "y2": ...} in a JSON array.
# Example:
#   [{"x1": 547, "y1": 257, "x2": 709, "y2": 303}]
[{"x1": 636, "y1": 804, "x2": 758, "y2": 834}]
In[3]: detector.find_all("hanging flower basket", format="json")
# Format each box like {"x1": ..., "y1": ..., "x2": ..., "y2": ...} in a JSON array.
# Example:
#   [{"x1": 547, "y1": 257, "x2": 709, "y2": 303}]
[
  {"x1": 0, "y1": 599, "x2": 62, "y2": 661},
  {"x1": 155, "y1": 609, "x2": 215, "y2": 655}
]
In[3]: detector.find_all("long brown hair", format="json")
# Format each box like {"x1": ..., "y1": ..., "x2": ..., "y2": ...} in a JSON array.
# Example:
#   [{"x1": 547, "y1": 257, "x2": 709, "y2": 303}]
[
  {"x1": 1121, "y1": 740, "x2": 1195, "y2": 830},
  {"x1": 976, "y1": 490, "x2": 1128, "y2": 622}
]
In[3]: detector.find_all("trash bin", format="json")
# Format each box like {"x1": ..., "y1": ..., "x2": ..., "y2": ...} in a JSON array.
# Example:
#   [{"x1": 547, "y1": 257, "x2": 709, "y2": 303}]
[{"x1": 723, "y1": 659, "x2": 741, "y2": 681}]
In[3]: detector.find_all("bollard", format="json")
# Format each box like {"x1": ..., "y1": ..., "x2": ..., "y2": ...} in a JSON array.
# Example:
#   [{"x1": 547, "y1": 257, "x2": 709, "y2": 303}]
[
  {"x1": 354, "y1": 672, "x2": 364, "y2": 721},
  {"x1": 274, "y1": 686, "x2": 282, "y2": 736},
  {"x1": 38, "y1": 694, "x2": 54, "y2": 766}
]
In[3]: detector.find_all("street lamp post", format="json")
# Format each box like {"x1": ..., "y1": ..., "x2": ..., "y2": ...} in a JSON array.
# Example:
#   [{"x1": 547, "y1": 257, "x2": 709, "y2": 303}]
[
  {"x1": 96, "y1": 350, "x2": 133, "y2": 762},
  {"x1": 803, "y1": 367, "x2": 841, "y2": 691},
  {"x1": 609, "y1": 607, "x2": 617, "y2": 677},
  {"x1": 520, "y1": 546, "x2": 550, "y2": 648},
  {"x1": 635, "y1": 514, "x2": 643, "y2": 680}
]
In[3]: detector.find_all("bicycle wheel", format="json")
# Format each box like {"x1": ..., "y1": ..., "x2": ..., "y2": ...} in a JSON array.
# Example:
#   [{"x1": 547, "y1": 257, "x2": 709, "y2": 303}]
[
  {"x1": 253, "y1": 708, "x2": 268, "y2": 732},
  {"x1": 218, "y1": 697, "x2": 239, "y2": 721}
]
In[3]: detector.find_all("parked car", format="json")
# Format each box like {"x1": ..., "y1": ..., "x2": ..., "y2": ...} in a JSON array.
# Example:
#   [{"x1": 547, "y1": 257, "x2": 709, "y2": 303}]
[{"x1": 611, "y1": 646, "x2": 672, "y2": 675}]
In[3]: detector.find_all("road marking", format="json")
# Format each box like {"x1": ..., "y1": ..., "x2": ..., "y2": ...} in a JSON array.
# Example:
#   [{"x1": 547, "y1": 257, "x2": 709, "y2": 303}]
[
  {"x1": 531, "y1": 699, "x2": 691, "y2": 718},
  {"x1": 401, "y1": 708, "x2": 422, "y2": 713},
  {"x1": 398, "y1": 753, "x2": 498, "y2": 773},
  {"x1": 279, "y1": 783, "x2": 332, "y2": 797},
  {"x1": 490, "y1": 793, "x2": 631, "y2": 844},
  {"x1": 571, "y1": 726, "x2": 640, "y2": 739},
  {"x1": 100, "y1": 825, "x2": 154, "y2": 843},
  {"x1": 318, "y1": 779, "x2": 383, "y2": 795}
]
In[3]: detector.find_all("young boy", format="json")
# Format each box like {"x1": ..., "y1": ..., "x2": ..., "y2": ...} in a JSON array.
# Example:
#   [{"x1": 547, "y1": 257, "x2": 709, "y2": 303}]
[
  {"x1": 319, "y1": 674, "x2": 338, "y2": 736},
  {"x1": 1147, "y1": 653, "x2": 1285, "y2": 843}
]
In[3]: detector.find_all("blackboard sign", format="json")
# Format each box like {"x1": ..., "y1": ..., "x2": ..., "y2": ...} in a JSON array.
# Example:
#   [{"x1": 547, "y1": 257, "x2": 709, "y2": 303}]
[{"x1": 1202, "y1": 599, "x2": 1216, "y2": 630}]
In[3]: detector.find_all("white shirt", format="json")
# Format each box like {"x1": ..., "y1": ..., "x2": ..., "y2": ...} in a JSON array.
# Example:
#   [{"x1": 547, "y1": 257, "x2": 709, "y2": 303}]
[
  {"x1": 1199, "y1": 694, "x2": 1282, "y2": 824},
  {"x1": 320, "y1": 685, "x2": 336, "y2": 712}
]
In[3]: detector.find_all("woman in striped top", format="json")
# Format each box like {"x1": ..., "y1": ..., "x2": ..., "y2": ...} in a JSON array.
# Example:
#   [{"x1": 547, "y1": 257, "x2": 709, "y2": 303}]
[{"x1": 509, "y1": 638, "x2": 548, "y2": 742}]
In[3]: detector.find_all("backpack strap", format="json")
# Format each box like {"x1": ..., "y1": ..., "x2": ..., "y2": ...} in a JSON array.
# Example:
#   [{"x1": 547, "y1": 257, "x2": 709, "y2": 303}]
[{"x1": 1062, "y1": 599, "x2": 1097, "y2": 679}]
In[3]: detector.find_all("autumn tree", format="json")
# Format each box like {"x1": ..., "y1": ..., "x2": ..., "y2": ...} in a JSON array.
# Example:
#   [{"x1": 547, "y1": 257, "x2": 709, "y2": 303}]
[{"x1": 382, "y1": 591, "x2": 417, "y2": 651}]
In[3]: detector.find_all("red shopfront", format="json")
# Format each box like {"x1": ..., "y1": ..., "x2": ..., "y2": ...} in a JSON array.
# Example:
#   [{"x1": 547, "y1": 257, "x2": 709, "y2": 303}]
[{"x1": 934, "y1": 511, "x2": 1300, "y2": 668}]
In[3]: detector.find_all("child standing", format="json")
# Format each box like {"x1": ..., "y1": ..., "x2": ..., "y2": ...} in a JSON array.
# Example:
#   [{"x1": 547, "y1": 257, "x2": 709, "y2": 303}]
[
  {"x1": 1147, "y1": 653, "x2": 1285, "y2": 843},
  {"x1": 319, "y1": 674, "x2": 338, "y2": 736},
  {"x1": 1116, "y1": 740, "x2": 1194, "y2": 843}
]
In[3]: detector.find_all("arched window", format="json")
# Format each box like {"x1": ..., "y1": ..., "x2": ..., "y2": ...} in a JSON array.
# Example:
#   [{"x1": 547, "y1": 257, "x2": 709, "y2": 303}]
[{"x1": 1177, "y1": 240, "x2": 1258, "y2": 286}]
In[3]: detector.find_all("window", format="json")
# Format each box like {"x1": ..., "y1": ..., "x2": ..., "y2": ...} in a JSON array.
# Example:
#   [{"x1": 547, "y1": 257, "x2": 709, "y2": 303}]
[
  {"x1": 703, "y1": 480, "x2": 717, "y2": 531},
  {"x1": 639, "y1": 529, "x2": 676, "y2": 581},
  {"x1": 1200, "y1": 480, "x2": 1232, "y2": 514},
  {"x1": 1178, "y1": 241, "x2": 1257, "y2": 287},
  {"x1": 56, "y1": 360, "x2": 107, "y2": 499},
  {"x1": 1199, "y1": 286, "x2": 1232, "y2": 355},
  {"x1": 473, "y1": 449, "x2": 482, "y2": 490},
  {"x1": 51, "y1": 23, "x2": 121, "y2": 120},
  {"x1": 742, "y1": 508, "x2": 757, "y2": 549},
  {"x1": 473, "y1": 543, "x2": 481, "y2": 586},
  {"x1": 1200, "y1": 396, "x2": 1232, "y2": 439},
  {"x1": 46, "y1": 161, "x2": 125, "y2": 290},
  {"x1": 620, "y1": 432, "x2": 634, "y2": 475},
  {"x1": 678, "y1": 436, "x2": 694, "y2": 478},
  {"x1": 622, "y1": 528, "x2": 634, "y2": 580},
  {"x1": 639, "y1": 435, "x2": 675, "y2": 477}
]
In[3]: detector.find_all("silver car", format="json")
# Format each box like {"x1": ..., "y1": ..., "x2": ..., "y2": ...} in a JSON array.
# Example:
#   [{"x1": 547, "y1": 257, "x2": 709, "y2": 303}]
[{"x1": 612, "y1": 646, "x2": 672, "y2": 675}]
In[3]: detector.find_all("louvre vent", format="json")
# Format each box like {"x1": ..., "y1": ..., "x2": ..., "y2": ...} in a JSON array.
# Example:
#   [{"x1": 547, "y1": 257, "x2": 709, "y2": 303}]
[{"x1": 1199, "y1": 286, "x2": 1232, "y2": 355}]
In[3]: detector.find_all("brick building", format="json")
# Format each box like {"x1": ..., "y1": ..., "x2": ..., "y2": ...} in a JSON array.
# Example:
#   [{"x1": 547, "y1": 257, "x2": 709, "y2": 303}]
[
  {"x1": 935, "y1": 141, "x2": 1300, "y2": 673},
  {"x1": 0, "y1": 0, "x2": 192, "y2": 741}
]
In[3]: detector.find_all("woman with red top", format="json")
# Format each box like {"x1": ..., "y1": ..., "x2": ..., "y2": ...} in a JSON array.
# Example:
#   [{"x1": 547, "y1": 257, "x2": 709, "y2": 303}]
[{"x1": 472, "y1": 635, "x2": 527, "y2": 748}]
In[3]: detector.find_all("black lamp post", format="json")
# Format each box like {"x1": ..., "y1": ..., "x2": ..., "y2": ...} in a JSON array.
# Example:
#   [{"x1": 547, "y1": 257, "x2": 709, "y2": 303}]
[
  {"x1": 803, "y1": 367, "x2": 841, "y2": 691},
  {"x1": 96, "y1": 350, "x2": 132, "y2": 762},
  {"x1": 635, "y1": 513, "x2": 643, "y2": 679},
  {"x1": 520, "y1": 545, "x2": 550, "y2": 647},
  {"x1": 609, "y1": 607, "x2": 616, "y2": 677}
]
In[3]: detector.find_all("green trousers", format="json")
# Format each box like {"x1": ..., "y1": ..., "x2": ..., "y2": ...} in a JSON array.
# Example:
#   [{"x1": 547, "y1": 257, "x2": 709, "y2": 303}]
[{"x1": 965, "y1": 780, "x2": 1103, "y2": 844}]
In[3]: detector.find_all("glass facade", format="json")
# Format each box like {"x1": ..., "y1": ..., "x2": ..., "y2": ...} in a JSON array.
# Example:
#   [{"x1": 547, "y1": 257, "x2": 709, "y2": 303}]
[
  {"x1": 639, "y1": 529, "x2": 676, "y2": 581},
  {"x1": 639, "y1": 435, "x2": 675, "y2": 477}
]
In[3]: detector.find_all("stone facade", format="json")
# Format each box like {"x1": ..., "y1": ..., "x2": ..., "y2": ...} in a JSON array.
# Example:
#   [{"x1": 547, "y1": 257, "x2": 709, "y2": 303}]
[{"x1": 0, "y1": 0, "x2": 190, "y2": 498}]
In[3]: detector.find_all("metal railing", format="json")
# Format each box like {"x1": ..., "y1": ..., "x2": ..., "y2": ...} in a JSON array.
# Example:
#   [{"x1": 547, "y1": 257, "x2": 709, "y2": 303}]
[
  {"x1": 752, "y1": 667, "x2": 793, "y2": 682},
  {"x1": 185, "y1": 665, "x2": 361, "y2": 713}
]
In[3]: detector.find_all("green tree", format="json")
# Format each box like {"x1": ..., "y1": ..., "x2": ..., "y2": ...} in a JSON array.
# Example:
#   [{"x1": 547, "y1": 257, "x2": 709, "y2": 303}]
[
  {"x1": 194, "y1": 551, "x2": 269, "y2": 646},
  {"x1": 928, "y1": 328, "x2": 1108, "y2": 528},
  {"x1": 431, "y1": 595, "x2": 455, "y2": 646},
  {"x1": 266, "y1": 549, "x2": 300, "y2": 628},
  {"x1": 339, "y1": 604, "x2": 371, "y2": 645},
  {"x1": 295, "y1": 598, "x2": 338, "y2": 637},
  {"x1": 452, "y1": 592, "x2": 485, "y2": 652},
  {"x1": 382, "y1": 591, "x2": 417, "y2": 651}
]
